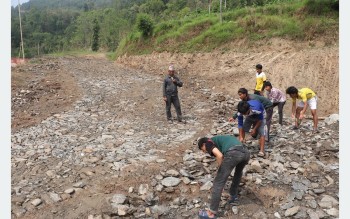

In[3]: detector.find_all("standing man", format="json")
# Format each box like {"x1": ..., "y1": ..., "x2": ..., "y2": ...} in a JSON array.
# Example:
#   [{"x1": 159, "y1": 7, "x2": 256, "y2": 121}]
[
  {"x1": 254, "y1": 64, "x2": 267, "y2": 96},
  {"x1": 263, "y1": 81, "x2": 286, "y2": 126},
  {"x1": 163, "y1": 64, "x2": 183, "y2": 123},
  {"x1": 232, "y1": 88, "x2": 273, "y2": 142},
  {"x1": 197, "y1": 135, "x2": 250, "y2": 219},
  {"x1": 286, "y1": 86, "x2": 318, "y2": 133}
]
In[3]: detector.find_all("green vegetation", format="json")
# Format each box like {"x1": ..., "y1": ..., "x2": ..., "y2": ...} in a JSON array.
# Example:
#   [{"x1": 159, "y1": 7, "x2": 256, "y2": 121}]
[{"x1": 11, "y1": 0, "x2": 338, "y2": 58}]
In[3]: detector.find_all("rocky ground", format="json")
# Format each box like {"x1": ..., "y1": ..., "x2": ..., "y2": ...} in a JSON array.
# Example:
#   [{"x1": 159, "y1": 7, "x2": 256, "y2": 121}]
[{"x1": 11, "y1": 46, "x2": 339, "y2": 219}]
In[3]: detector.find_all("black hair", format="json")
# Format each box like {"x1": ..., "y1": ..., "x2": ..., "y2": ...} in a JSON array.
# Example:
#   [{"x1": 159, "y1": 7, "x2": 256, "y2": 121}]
[
  {"x1": 286, "y1": 86, "x2": 298, "y2": 95},
  {"x1": 237, "y1": 101, "x2": 250, "y2": 114},
  {"x1": 197, "y1": 137, "x2": 208, "y2": 150},
  {"x1": 238, "y1": 88, "x2": 248, "y2": 95},
  {"x1": 262, "y1": 81, "x2": 272, "y2": 91},
  {"x1": 256, "y1": 64, "x2": 263, "y2": 69}
]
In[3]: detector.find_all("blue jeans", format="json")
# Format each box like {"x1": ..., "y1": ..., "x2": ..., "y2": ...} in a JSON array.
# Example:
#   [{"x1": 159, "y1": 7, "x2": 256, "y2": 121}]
[{"x1": 209, "y1": 147, "x2": 250, "y2": 214}]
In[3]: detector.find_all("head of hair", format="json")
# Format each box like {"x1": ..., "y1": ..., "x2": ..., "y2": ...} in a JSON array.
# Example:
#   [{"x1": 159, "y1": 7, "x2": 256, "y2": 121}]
[
  {"x1": 262, "y1": 81, "x2": 272, "y2": 91},
  {"x1": 238, "y1": 87, "x2": 248, "y2": 95},
  {"x1": 197, "y1": 137, "x2": 208, "y2": 150},
  {"x1": 286, "y1": 86, "x2": 298, "y2": 95},
  {"x1": 237, "y1": 101, "x2": 250, "y2": 114},
  {"x1": 256, "y1": 64, "x2": 263, "y2": 69}
]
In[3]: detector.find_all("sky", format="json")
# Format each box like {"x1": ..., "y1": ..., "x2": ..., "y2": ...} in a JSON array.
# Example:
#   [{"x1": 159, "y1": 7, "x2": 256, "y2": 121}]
[{"x1": 11, "y1": 0, "x2": 30, "y2": 7}]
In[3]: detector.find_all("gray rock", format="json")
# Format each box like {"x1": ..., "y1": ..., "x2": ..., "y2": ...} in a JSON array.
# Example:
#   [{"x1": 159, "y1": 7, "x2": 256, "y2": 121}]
[
  {"x1": 151, "y1": 205, "x2": 169, "y2": 215},
  {"x1": 49, "y1": 192, "x2": 62, "y2": 202},
  {"x1": 325, "y1": 208, "x2": 339, "y2": 217},
  {"x1": 111, "y1": 194, "x2": 127, "y2": 204},
  {"x1": 166, "y1": 169, "x2": 180, "y2": 177},
  {"x1": 232, "y1": 206, "x2": 238, "y2": 214},
  {"x1": 138, "y1": 184, "x2": 149, "y2": 195},
  {"x1": 161, "y1": 177, "x2": 181, "y2": 187},
  {"x1": 73, "y1": 181, "x2": 86, "y2": 188},
  {"x1": 64, "y1": 188, "x2": 75, "y2": 194},
  {"x1": 284, "y1": 206, "x2": 300, "y2": 217},
  {"x1": 31, "y1": 198, "x2": 42, "y2": 207},
  {"x1": 318, "y1": 195, "x2": 338, "y2": 208},
  {"x1": 307, "y1": 209, "x2": 319, "y2": 219},
  {"x1": 200, "y1": 181, "x2": 213, "y2": 191},
  {"x1": 324, "y1": 114, "x2": 339, "y2": 125}
]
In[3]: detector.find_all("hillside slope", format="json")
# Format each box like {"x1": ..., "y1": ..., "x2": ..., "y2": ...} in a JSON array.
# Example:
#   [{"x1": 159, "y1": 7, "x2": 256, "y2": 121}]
[{"x1": 116, "y1": 38, "x2": 338, "y2": 116}]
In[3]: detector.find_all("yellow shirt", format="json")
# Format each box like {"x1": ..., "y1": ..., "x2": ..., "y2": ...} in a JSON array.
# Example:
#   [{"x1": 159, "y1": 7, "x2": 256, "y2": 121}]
[
  {"x1": 255, "y1": 72, "x2": 267, "y2": 91},
  {"x1": 294, "y1": 88, "x2": 316, "y2": 102}
]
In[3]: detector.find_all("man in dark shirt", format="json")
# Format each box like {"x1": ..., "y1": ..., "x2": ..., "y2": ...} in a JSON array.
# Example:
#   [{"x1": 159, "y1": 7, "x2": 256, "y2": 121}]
[
  {"x1": 162, "y1": 64, "x2": 183, "y2": 123},
  {"x1": 197, "y1": 135, "x2": 250, "y2": 219}
]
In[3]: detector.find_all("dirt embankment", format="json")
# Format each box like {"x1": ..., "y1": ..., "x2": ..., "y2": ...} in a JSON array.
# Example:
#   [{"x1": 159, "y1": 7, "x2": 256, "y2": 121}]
[{"x1": 117, "y1": 38, "x2": 339, "y2": 116}]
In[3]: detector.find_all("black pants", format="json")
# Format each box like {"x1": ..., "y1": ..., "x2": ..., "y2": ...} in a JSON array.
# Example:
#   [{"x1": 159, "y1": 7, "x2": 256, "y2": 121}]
[
  {"x1": 273, "y1": 101, "x2": 286, "y2": 125},
  {"x1": 265, "y1": 106, "x2": 273, "y2": 141},
  {"x1": 165, "y1": 95, "x2": 182, "y2": 121}
]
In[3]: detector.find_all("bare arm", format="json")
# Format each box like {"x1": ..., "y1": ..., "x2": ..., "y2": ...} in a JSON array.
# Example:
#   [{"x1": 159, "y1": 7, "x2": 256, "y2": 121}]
[{"x1": 211, "y1": 148, "x2": 223, "y2": 167}]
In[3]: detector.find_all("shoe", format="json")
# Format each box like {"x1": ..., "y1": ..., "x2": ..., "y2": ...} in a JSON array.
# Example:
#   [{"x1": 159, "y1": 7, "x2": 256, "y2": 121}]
[
  {"x1": 312, "y1": 128, "x2": 319, "y2": 134},
  {"x1": 198, "y1": 209, "x2": 217, "y2": 219},
  {"x1": 167, "y1": 120, "x2": 173, "y2": 124},
  {"x1": 228, "y1": 195, "x2": 239, "y2": 206},
  {"x1": 258, "y1": 151, "x2": 265, "y2": 157}
]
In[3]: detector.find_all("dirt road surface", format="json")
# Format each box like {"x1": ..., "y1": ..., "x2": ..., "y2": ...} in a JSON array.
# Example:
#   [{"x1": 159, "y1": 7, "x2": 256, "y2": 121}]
[{"x1": 11, "y1": 40, "x2": 339, "y2": 219}]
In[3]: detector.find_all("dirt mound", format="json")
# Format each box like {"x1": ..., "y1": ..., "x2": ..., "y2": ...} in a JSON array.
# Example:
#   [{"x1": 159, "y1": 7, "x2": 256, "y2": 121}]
[{"x1": 117, "y1": 38, "x2": 338, "y2": 116}]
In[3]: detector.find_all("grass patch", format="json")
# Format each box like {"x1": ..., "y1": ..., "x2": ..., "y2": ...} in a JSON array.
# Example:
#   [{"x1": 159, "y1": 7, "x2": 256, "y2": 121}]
[{"x1": 116, "y1": 0, "x2": 338, "y2": 56}]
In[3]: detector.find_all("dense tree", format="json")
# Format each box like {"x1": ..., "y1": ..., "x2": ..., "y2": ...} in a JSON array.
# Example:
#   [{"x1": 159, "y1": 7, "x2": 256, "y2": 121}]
[{"x1": 91, "y1": 18, "x2": 100, "y2": 51}]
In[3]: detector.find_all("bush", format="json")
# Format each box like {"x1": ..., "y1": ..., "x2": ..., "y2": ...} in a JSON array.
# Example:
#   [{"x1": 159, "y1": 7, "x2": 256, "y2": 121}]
[
  {"x1": 304, "y1": 0, "x2": 339, "y2": 15},
  {"x1": 136, "y1": 13, "x2": 154, "y2": 38}
]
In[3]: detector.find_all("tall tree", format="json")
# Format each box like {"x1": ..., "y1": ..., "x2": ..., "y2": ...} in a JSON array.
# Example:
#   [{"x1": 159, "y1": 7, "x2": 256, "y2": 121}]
[{"x1": 91, "y1": 18, "x2": 100, "y2": 51}]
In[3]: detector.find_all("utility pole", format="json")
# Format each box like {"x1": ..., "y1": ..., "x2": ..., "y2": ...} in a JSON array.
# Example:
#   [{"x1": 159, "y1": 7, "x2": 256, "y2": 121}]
[
  {"x1": 220, "y1": 0, "x2": 222, "y2": 23},
  {"x1": 18, "y1": 0, "x2": 25, "y2": 60}
]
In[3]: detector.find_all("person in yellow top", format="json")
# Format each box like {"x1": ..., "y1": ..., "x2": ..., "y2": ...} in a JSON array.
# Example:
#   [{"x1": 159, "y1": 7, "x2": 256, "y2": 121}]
[
  {"x1": 286, "y1": 86, "x2": 318, "y2": 133},
  {"x1": 254, "y1": 64, "x2": 267, "y2": 96}
]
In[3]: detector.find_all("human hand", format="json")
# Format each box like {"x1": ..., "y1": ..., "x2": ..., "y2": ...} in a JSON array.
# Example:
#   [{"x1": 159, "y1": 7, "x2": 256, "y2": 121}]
[
  {"x1": 163, "y1": 97, "x2": 167, "y2": 102},
  {"x1": 291, "y1": 113, "x2": 295, "y2": 119},
  {"x1": 250, "y1": 129, "x2": 256, "y2": 136},
  {"x1": 299, "y1": 112, "x2": 305, "y2": 120},
  {"x1": 228, "y1": 117, "x2": 235, "y2": 122}
]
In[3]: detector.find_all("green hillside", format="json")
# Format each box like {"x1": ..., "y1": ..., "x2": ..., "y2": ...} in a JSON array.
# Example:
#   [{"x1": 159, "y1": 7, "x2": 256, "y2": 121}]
[{"x1": 11, "y1": 0, "x2": 338, "y2": 58}]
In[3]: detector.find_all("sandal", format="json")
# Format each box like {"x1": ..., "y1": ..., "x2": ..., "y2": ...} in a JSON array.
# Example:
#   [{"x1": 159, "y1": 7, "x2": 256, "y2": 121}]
[
  {"x1": 198, "y1": 209, "x2": 217, "y2": 219},
  {"x1": 258, "y1": 151, "x2": 265, "y2": 157}
]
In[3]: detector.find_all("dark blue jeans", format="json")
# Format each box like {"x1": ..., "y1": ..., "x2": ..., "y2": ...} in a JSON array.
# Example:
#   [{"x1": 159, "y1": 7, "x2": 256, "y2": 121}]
[
  {"x1": 165, "y1": 95, "x2": 182, "y2": 121},
  {"x1": 209, "y1": 148, "x2": 250, "y2": 214}
]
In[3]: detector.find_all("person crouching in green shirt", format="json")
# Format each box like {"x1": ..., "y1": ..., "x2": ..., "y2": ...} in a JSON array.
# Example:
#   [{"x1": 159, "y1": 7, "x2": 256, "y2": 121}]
[{"x1": 197, "y1": 135, "x2": 250, "y2": 219}]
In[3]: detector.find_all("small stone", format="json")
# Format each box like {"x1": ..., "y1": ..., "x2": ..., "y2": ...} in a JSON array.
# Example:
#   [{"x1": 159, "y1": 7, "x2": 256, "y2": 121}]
[
  {"x1": 161, "y1": 177, "x2": 181, "y2": 187},
  {"x1": 200, "y1": 181, "x2": 213, "y2": 191},
  {"x1": 31, "y1": 198, "x2": 42, "y2": 207},
  {"x1": 49, "y1": 192, "x2": 62, "y2": 202},
  {"x1": 73, "y1": 181, "x2": 86, "y2": 188},
  {"x1": 284, "y1": 206, "x2": 300, "y2": 217},
  {"x1": 232, "y1": 206, "x2": 238, "y2": 214},
  {"x1": 166, "y1": 169, "x2": 180, "y2": 177},
  {"x1": 138, "y1": 184, "x2": 149, "y2": 195},
  {"x1": 111, "y1": 194, "x2": 127, "y2": 204},
  {"x1": 274, "y1": 212, "x2": 281, "y2": 218},
  {"x1": 326, "y1": 208, "x2": 339, "y2": 217},
  {"x1": 64, "y1": 188, "x2": 75, "y2": 194}
]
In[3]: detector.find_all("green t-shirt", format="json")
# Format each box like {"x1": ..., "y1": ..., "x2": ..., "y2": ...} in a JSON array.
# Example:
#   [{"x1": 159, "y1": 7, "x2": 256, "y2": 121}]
[
  {"x1": 249, "y1": 94, "x2": 273, "y2": 109},
  {"x1": 211, "y1": 135, "x2": 242, "y2": 155}
]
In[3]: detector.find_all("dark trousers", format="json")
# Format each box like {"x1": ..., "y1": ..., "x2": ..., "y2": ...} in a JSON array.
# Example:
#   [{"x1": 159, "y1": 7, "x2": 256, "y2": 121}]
[
  {"x1": 165, "y1": 95, "x2": 182, "y2": 121},
  {"x1": 265, "y1": 106, "x2": 273, "y2": 141},
  {"x1": 209, "y1": 148, "x2": 250, "y2": 214},
  {"x1": 273, "y1": 101, "x2": 286, "y2": 125}
]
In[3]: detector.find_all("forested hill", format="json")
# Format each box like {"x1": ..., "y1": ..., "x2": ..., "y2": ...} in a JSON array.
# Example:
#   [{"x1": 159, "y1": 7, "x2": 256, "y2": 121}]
[{"x1": 11, "y1": 0, "x2": 339, "y2": 58}]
